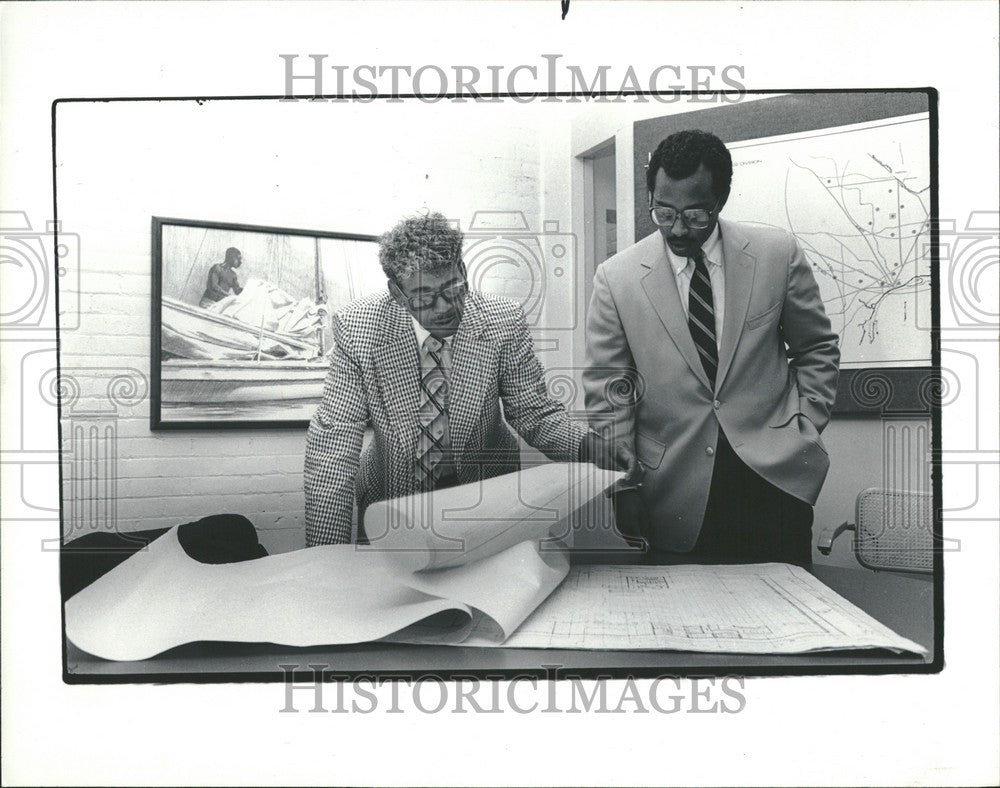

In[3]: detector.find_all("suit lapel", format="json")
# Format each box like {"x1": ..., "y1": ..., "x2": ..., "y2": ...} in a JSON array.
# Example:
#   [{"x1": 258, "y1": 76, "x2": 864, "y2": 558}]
[
  {"x1": 716, "y1": 219, "x2": 756, "y2": 390},
  {"x1": 373, "y1": 302, "x2": 420, "y2": 451},
  {"x1": 638, "y1": 234, "x2": 713, "y2": 391},
  {"x1": 447, "y1": 296, "x2": 496, "y2": 455}
]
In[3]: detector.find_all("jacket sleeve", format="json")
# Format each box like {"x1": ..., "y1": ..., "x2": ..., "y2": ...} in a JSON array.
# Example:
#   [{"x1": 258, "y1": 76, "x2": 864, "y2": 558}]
[
  {"x1": 497, "y1": 306, "x2": 587, "y2": 461},
  {"x1": 582, "y1": 264, "x2": 639, "y2": 448},
  {"x1": 780, "y1": 234, "x2": 841, "y2": 432},
  {"x1": 303, "y1": 314, "x2": 368, "y2": 545}
]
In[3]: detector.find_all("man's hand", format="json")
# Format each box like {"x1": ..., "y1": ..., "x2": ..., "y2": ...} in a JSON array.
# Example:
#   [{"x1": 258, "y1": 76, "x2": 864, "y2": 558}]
[{"x1": 579, "y1": 431, "x2": 643, "y2": 485}]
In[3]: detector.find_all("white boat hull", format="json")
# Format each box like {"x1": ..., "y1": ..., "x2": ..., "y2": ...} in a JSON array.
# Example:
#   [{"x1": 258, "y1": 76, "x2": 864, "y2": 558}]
[
  {"x1": 161, "y1": 360, "x2": 327, "y2": 405},
  {"x1": 161, "y1": 296, "x2": 321, "y2": 362}
]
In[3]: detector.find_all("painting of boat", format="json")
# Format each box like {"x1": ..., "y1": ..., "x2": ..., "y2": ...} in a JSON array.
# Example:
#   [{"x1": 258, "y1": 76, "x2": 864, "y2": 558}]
[
  {"x1": 160, "y1": 296, "x2": 330, "y2": 421},
  {"x1": 153, "y1": 218, "x2": 384, "y2": 427},
  {"x1": 161, "y1": 295, "x2": 324, "y2": 362}
]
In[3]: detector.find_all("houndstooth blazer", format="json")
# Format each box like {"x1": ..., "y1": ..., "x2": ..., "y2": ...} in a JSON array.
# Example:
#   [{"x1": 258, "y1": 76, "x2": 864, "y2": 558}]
[{"x1": 304, "y1": 290, "x2": 587, "y2": 546}]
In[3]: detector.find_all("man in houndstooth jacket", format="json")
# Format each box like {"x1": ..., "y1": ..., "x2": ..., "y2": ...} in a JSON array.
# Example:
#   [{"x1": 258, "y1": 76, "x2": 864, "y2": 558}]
[{"x1": 304, "y1": 212, "x2": 635, "y2": 546}]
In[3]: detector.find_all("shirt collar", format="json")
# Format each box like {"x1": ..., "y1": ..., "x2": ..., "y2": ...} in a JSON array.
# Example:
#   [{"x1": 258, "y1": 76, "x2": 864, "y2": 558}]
[
  {"x1": 664, "y1": 224, "x2": 723, "y2": 276},
  {"x1": 410, "y1": 317, "x2": 452, "y2": 352},
  {"x1": 411, "y1": 316, "x2": 432, "y2": 349}
]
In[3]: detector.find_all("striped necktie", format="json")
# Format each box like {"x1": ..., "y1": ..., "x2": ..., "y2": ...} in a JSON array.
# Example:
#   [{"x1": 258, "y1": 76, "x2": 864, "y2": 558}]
[
  {"x1": 415, "y1": 335, "x2": 452, "y2": 489},
  {"x1": 687, "y1": 248, "x2": 718, "y2": 388}
]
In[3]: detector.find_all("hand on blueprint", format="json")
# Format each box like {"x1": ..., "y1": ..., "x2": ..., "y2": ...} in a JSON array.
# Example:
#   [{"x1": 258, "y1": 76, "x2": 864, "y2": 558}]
[{"x1": 579, "y1": 431, "x2": 642, "y2": 485}]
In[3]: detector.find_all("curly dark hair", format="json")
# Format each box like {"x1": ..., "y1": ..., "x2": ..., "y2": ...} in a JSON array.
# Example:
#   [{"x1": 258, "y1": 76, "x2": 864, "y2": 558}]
[
  {"x1": 378, "y1": 212, "x2": 464, "y2": 280},
  {"x1": 646, "y1": 130, "x2": 733, "y2": 202}
]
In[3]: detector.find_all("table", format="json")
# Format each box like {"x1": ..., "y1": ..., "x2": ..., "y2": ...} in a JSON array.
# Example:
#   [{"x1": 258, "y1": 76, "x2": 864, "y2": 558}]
[{"x1": 64, "y1": 563, "x2": 937, "y2": 682}]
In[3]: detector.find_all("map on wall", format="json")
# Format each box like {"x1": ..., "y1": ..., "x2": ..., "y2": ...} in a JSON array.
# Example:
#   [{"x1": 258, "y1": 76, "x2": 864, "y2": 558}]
[{"x1": 724, "y1": 114, "x2": 931, "y2": 367}]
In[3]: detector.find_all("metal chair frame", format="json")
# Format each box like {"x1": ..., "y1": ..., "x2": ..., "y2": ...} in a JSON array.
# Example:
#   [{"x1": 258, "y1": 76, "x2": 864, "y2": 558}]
[{"x1": 818, "y1": 488, "x2": 933, "y2": 574}]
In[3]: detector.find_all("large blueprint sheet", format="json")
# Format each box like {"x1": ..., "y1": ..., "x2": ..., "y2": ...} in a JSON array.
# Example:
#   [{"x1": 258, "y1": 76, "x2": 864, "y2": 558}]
[{"x1": 482, "y1": 563, "x2": 926, "y2": 654}]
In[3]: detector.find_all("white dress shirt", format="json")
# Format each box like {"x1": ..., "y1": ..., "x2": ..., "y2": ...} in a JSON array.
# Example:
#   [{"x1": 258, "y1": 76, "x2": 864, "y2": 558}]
[{"x1": 664, "y1": 225, "x2": 725, "y2": 347}]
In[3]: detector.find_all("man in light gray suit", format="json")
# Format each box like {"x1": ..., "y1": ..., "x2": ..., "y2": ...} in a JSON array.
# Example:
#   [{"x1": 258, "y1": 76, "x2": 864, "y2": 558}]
[{"x1": 584, "y1": 130, "x2": 840, "y2": 565}]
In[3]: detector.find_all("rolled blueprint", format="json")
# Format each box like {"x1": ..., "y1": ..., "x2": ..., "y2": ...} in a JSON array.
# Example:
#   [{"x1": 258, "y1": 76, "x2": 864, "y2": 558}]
[
  {"x1": 65, "y1": 463, "x2": 621, "y2": 661},
  {"x1": 361, "y1": 462, "x2": 621, "y2": 571}
]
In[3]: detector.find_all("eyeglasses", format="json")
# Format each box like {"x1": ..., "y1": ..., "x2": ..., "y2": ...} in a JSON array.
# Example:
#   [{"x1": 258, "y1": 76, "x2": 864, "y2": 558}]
[
  {"x1": 649, "y1": 203, "x2": 719, "y2": 230},
  {"x1": 395, "y1": 280, "x2": 468, "y2": 311}
]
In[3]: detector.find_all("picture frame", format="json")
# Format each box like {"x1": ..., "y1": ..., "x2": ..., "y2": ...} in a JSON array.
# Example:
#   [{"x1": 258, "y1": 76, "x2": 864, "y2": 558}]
[{"x1": 150, "y1": 216, "x2": 383, "y2": 429}]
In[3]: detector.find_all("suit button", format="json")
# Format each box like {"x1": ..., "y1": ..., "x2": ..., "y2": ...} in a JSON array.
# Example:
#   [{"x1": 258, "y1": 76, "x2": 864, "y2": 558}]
[
  {"x1": 713, "y1": 400, "x2": 721, "y2": 409},
  {"x1": 706, "y1": 446, "x2": 715, "y2": 456}
]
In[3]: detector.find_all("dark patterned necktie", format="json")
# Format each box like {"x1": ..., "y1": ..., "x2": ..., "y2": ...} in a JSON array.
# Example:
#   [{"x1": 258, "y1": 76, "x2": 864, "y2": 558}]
[
  {"x1": 415, "y1": 335, "x2": 451, "y2": 488},
  {"x1": 687, "y1": 248, "x2": 717, "y2": 387}
]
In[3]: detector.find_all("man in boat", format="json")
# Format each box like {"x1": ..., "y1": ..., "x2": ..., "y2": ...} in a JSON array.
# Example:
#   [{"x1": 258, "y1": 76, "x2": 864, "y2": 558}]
[
  {"x1": 199, "y1": 247, "x2": 245, "y2": 308},
  {"x1": 304, "y1": 212, "x2": 638, "y2": 546}
]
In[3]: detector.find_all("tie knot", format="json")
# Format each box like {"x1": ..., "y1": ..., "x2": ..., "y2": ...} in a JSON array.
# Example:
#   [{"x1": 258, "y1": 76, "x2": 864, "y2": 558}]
[
  {"x1": 691, "y1": 248, "x2": 706, "y2": 265},
  {"x1": 424, "y1": 335, "x2": 443, "y2": 354}
]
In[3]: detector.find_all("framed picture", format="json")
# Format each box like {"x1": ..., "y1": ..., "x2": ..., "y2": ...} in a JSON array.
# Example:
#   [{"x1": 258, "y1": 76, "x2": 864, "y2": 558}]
[{"x1": 150, "y1": 217, "x2": 384, "y2": 429}]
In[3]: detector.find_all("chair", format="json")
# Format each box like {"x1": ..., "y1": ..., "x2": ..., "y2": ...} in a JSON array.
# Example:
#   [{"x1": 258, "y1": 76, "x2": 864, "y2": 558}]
[{"x1": 818, "y1": 488, "x2": 933, "y2": 573}]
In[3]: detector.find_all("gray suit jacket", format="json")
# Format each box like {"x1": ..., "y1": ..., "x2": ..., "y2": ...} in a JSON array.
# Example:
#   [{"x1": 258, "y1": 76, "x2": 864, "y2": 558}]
[
  {"x1": 583, "y1": 219, "x2": 840, "y2": 551},
  {"x1": 305, "y1": 291, "x2": 586, "y2": 546}
]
